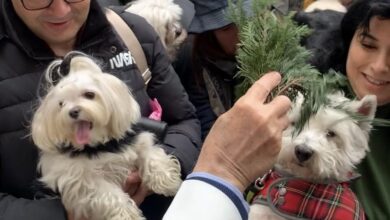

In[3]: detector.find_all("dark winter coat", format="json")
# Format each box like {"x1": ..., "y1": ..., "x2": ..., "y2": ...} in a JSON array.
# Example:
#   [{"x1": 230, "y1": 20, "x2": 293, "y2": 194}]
[{"x1": 0, "y1": 0, "x2": 201, "y2": 219}]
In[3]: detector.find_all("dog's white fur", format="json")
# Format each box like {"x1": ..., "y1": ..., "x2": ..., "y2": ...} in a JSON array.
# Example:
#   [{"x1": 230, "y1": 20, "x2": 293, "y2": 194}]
[
  {"x1": 249, "y1": 92, "x2": 377, "y2": 219},
  {"x1": 305, "y1": 0, "x2": 347, "y2": 13},
  {"x1": 126, "y1": 0, "x2": 187, "y2": 60},
  {"x1": 31, "y1": 56, "x2": 182, "y2": 220}
]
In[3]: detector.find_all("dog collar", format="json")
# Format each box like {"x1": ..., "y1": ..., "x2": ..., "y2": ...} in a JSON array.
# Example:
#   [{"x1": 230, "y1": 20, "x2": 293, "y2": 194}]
[
  {"x1": 58, "y1": 130, "x2": 138, "y2": 158},
  {"x1": 246, "y1": 170, "x2": 366, "y2": 220}
]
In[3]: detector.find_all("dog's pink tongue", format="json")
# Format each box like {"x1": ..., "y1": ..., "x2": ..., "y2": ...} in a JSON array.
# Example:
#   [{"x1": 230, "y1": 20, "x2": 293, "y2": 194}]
[{"x1": 75, "y1": 121, "x2": 91, "y2": 145}]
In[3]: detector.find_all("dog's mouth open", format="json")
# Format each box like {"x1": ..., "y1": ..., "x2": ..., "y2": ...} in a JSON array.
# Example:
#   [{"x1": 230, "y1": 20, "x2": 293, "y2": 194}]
[{"x1": 75, "y1": 120, "x2": 93, "y2": 146}]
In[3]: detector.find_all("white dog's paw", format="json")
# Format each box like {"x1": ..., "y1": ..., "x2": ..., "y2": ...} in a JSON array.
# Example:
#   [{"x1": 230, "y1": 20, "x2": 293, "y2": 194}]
[
  {"x1": 152, "y1": 155, "x2": 182, "y2": 195},
  {"x1": 135, "y1": 133, "x2": 182, "y2": 196},
  {"x1": 143, "y1": 154, "x2": 182, "y2": 196}
]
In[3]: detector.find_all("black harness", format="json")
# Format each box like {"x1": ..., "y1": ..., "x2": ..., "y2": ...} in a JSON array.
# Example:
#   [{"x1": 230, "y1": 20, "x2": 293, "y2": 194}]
[{"x1": 58, "y1": 130, "x2": 139, "y2": 158}]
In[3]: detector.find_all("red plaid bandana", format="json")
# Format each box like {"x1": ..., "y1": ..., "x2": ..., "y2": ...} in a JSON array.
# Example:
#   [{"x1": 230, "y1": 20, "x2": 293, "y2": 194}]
[{"x1": 249, "y1": 171, "x2": 365, "y2": 220}]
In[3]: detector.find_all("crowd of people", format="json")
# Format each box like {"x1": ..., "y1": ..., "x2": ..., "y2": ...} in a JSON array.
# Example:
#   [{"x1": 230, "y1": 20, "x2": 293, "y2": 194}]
[{"x1": 0, "y1": 0, "x2": 389, "y2": 219}]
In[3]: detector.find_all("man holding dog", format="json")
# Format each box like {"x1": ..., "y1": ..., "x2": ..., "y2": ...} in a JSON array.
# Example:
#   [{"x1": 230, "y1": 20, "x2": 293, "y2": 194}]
[
  {"x1": 0, "y1": 0, "x2": 292, "y2": 219},
  {"x1": 0, "y1": 0, "x2": 203, "y2": 219}
]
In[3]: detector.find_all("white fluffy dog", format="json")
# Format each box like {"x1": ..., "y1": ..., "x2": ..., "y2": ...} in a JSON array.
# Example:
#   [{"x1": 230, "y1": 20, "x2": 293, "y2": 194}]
[
  {"x1": 126, "y1": 0, "x2": 187, "y2": 60},
  {"x1": 248, "y1": 92, "x2": 376, "y2": 220},
  {"x1": 31, "y1": 55, "x2": 182, "y2": 220}
]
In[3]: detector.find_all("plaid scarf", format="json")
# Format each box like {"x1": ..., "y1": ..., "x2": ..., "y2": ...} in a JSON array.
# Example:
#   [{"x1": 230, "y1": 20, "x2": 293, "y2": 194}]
[{"x1": 247, "y1": 171, "x2": 365, "y2": 220}]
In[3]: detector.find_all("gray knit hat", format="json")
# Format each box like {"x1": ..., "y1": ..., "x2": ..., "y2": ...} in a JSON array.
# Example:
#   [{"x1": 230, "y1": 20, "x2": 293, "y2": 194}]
[{"x1": 188, "y1": 0, "x2": 252, "y2": 33}]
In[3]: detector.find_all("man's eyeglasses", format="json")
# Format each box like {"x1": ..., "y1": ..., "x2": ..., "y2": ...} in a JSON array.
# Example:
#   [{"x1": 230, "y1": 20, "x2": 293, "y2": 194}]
[{"x1": 21, "y1": 0, "x2": 85, "y2": 10}]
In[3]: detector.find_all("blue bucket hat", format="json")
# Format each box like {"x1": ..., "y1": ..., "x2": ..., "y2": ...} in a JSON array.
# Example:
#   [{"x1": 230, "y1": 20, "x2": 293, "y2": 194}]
[{"x1": 188, "y1": 0, "x2": 252, "y2": 33}]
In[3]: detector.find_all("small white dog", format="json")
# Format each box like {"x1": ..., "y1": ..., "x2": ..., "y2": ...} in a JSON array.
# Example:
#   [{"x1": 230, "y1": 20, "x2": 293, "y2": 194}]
[
  {"x1": 248, "y1": 92, "x2": 376, "y2": 220},
  {"x1": 126, "y1": 0, "x2": 187, "y2": 60},
  {"x1": 31, "y1": 54, "x2": 182, "y2": 220}
]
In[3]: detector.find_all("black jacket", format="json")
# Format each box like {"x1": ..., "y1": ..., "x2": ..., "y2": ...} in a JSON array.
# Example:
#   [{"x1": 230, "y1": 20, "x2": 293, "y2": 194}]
[{"x1": 0, "y1": 1, "x2": 201, "y2": 219}]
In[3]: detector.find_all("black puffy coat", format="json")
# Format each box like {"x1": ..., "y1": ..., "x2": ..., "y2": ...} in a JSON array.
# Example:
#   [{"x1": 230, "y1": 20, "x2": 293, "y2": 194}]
[{"x1": 0, "y1": 1, "x2": 201, "y2": 219}]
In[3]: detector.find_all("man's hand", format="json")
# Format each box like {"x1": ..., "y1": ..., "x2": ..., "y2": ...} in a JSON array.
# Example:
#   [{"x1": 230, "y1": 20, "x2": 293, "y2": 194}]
[
  {"x1": 194, "y1": 72, "x2": 291, "y2": 192},
  {"x1": 124, "y1": 170, "x2": 152, "y2": 206}
]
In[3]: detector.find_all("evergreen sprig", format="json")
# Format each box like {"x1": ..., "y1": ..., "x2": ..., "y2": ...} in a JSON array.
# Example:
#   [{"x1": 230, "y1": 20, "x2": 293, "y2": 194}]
[
  {"x1": 232, "y1": 3, "x2": 320, "y2": 100},
  {"x1": 229, "y1": 0, "x2": 336, "y2": 132},
  {"x1": 228, "y1": 0, "x2": 390, "y2": 132},
  {"x1": 230, "y1": 0, "x2": 319, "y2": 100}
]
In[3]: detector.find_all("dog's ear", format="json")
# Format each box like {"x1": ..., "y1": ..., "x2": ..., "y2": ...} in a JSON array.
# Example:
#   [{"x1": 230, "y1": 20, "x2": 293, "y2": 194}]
[
  {"x1": 346, "y1": 95, "x2": 377, "y2": 133},
  {"x1": 288, "y1": 92, "x2": 304, "y2": 122},
  {"x1": 68, "y1": 56, "x2": 103, "y2": 75},
  {"x1": 100, "y1": 74, "x2": 141, "y2": 138},
  {"x1": 31, "y1": 94, "x2": 63, "y2": 153},
  {"x1": 44, "y1": 60, "x2": 63, "y2": 90}
]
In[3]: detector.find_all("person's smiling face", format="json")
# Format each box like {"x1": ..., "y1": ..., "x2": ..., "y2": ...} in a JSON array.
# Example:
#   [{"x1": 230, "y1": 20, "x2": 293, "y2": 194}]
[
  {"x1": 346, "y1": 16, "x2": 390, "y2": 106},
  {"x1": 11, "y1": 0, "x2": 90, "y2": 54}
]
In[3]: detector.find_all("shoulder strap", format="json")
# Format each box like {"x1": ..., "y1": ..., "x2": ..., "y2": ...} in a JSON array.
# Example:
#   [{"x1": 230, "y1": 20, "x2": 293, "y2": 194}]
[
  {"x1": 105, "y1": 8, "x2": 151, "y2": 84},
  {"x1": 202, "y1": 69, "x2": 226, "y2": 116}
]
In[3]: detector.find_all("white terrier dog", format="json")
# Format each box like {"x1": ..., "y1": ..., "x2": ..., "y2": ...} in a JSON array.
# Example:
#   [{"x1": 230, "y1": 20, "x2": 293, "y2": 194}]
[
  {"x1": 31, "y1": 54, "x2": 182, "y2": 220},
  {"x1": 126, "y1": 0, "x2": 187, "y2": 60},
  {"x1": 248, "y1": 92, "x2": 376, "y2": 220}
]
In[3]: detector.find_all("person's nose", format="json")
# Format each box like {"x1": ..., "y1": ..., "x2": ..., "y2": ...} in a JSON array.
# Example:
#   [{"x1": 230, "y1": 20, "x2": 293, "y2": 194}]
[
  {"x1": 371, "y1": 51, "x2": 390, "y2": 75},
  {"x1": 47, "y1": 0, "x2": 72, "y2": 17}
]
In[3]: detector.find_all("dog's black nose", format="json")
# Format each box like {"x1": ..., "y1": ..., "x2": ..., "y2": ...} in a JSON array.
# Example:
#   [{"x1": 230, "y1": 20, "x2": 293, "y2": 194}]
[
  {"x1": 295, "y1": 145, "x2": 313, "y2": 163},
  {"x1": 69, "y1": 107, "x2": 81, "y2": 119}
]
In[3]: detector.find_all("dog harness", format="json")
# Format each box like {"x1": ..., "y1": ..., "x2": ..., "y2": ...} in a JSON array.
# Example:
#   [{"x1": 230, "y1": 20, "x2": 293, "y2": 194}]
[
  {"x1": 58, "y1": 130, "x2": 140, "y2": 158},
  {"x1": 246, "y1": 170, "x2": 366, "y2": 220}
]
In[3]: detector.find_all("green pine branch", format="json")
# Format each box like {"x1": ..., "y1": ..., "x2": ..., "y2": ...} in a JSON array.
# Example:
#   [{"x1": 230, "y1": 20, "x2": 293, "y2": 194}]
[
  {"x1": 229, "y1": 0, "x2": 320, "y2": 99},
  {"x1": 228, "y1": 0, "x2": 390, "y2": 132}
]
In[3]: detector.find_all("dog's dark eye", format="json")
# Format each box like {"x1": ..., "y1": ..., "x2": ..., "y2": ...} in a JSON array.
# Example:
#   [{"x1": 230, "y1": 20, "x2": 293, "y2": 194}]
[
  {"x1": 83, "y1": 91, "x2": 95, "y2": 100},
  {"x1": 291, "y1": 121, "x2": 296, "y2": 127},
  {"x1": 326, "y1": 130, "x2": 336, "y2": 138},
  {"x1": 59, "y1": 101, "x2": 64, "y2": 107}
]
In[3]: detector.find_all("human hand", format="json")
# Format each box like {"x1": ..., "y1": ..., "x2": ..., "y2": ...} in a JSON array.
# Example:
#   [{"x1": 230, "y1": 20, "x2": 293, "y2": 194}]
[
  {"x1": 123, "y1": 170, "x2": 152, "y2": 206},
  {"x1": 194, "y1": 72, "x2": 291, "y2": 192}
]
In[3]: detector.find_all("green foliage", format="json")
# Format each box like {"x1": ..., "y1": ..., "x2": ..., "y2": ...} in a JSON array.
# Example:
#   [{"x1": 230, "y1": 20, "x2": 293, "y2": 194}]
[
  {"x1": 230, "y1": 0, "x2": 320, "y2": 97},
  {"x1": 229, "y1": 0, "x2": 390, "y2": 131},
  {"x1": 229, "y1": 0, "x2": 320, "y2": 100},
  {"x1": 228, "y1": 0, "x2": 341, "y2": 132},
  {"x1": 227, "y1": 0, "x2": 390, "y2": 132}
]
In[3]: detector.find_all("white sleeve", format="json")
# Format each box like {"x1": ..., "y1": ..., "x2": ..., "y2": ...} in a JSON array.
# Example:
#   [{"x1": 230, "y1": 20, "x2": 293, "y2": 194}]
[{"x1": 163, "y1": 173, "x2": 249, "y2": 220}]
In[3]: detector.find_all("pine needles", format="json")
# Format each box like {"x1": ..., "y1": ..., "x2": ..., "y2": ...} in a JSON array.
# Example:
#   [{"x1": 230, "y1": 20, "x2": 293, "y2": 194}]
[
  {"x1": 230, "y1": 0, "x2": 319, "y2": 100},
  {"x1": 228, "y1": 0, "x2": 390, "y2": 132}
]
